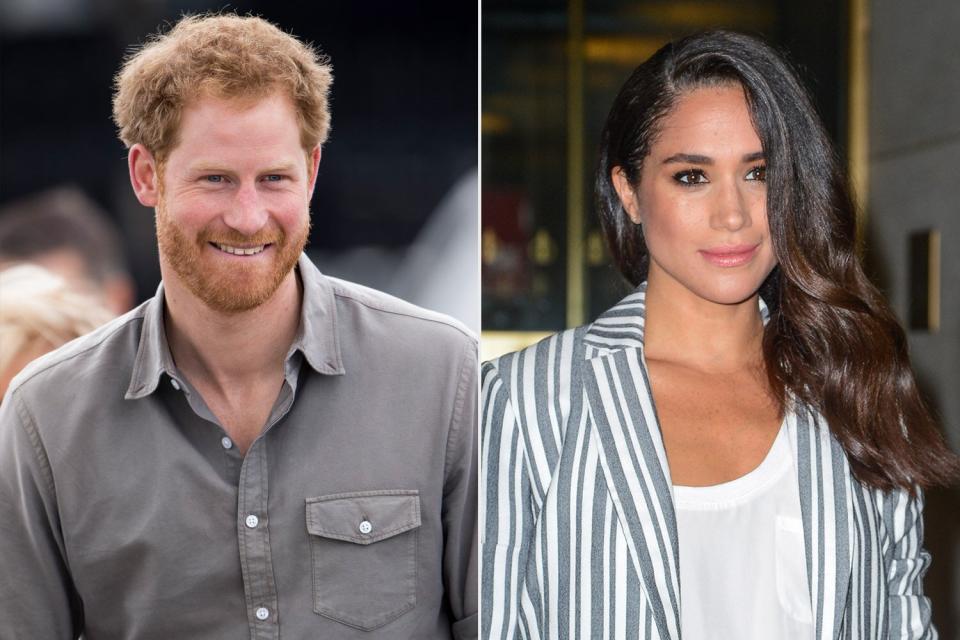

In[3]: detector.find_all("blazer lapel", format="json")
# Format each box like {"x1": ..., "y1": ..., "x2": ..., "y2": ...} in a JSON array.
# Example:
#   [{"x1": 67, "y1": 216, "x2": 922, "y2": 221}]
[
  {"x1": 582, "y1": 285, "x2": 682, "y2": 640},
  {"x1": 790, "y1": 404, "x2": 855, "y2": 639}
]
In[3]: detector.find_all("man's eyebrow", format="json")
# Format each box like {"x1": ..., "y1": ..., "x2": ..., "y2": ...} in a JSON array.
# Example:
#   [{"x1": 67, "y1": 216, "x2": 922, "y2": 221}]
[
  {"x1": 261, "y1": 162, "x2": 300, "y2": 174},
  {"x1": 187, "y1": 162, "x2": 300, "y2": 174},
  {"x1": 660, "y1": 151, "x2": 765, "y2": 165},
  {"x1": 187, "y1": 164, "x2": 224, "y2": 173}
]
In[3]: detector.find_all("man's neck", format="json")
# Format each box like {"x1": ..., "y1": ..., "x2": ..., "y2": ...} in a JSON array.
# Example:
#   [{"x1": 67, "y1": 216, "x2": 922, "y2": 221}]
[{"x1": 162, "y1": 269, "x2": 302, "y2": 395}]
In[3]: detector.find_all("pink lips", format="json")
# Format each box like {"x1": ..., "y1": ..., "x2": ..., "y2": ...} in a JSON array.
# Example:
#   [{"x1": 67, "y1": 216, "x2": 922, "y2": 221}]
[{"x1": 698, "y1": 243, "x2": 760, "y2": 267}]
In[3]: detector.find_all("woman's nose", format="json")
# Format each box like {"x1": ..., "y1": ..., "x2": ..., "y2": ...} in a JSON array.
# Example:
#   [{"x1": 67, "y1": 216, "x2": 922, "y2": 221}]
[{"x1": 710, "y1": 180, "x2": 751, "y2": 232}]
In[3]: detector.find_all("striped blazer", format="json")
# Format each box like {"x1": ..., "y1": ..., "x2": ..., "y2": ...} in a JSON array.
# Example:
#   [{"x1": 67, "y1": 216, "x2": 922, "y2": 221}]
[{"x1": 480, "y1": 285, "x2": 935, "y2": 640}]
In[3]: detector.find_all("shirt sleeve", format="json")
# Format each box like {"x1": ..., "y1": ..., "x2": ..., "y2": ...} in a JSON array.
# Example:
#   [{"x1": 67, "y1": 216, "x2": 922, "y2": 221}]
[
  {"x1": 479, "y1": 361, "x2": 535, "y2": 640},
  {"x1": 878, "y1": 487, "x2": 936, "y2": 639},
  {"x1": 0, "y1": 389, "x2": 82, "y2": 639},
  {"x1": 443, "y1": 336, "x2": 479, "y2": 640}
]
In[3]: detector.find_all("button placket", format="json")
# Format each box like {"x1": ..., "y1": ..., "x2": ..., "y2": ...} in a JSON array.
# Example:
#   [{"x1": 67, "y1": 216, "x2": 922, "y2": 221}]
[{"x1": 237, "y1": 442, "x2": 279, "y2": 636}]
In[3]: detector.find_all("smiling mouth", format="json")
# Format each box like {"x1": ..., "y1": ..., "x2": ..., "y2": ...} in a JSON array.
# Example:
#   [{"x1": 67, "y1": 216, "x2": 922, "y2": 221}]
[
  {"x1": 699, "y1": 244, "x2": 760, "y2": 267},
  {"x1": 210, "y1": 242, "x2": 270, "y2": 256}
]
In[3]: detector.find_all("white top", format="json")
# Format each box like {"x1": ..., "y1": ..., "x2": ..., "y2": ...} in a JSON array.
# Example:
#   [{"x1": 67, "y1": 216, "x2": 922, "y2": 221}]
[{"x1": 673, "y1": 415, "x2": 814, "y2": 639}]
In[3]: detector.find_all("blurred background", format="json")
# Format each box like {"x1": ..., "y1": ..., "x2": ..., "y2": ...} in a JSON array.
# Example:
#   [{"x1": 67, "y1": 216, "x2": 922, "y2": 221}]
[
  {"x1": 482, "y1": 0, "x2": 849, "y2": 338},
  {"x1": 481, "y1": 0, "x2": 959, "y2": 632},
  {"x1": 0, "y1": 0, "x2": 479, "y2": 333}
]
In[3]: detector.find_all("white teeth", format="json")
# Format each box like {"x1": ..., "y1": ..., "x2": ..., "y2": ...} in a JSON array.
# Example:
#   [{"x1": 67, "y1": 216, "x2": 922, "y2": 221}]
[{"x1": 215, "y1": 243, "x2": 266, "y2": 256}]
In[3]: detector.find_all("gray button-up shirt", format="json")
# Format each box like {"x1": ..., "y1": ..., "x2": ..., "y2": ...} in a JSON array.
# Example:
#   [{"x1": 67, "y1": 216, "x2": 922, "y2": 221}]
[{"x1": 0, "y1": 255, "x2": 477, "y2": 640}]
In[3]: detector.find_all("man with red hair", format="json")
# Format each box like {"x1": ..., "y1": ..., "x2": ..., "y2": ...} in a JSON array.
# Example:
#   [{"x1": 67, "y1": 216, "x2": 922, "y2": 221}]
[{"x1": 0, "y1": 14, "x2": 477, "y2": 639}]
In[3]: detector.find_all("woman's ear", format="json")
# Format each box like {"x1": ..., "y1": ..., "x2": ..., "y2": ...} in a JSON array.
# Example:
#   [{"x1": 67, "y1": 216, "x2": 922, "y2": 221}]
[{"x1": 611, "y1": 166, "x2": 643, "y2": 224}]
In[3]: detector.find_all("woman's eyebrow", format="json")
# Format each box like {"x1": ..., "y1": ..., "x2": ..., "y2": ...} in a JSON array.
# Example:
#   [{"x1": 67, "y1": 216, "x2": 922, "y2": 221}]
[
  {"x1": 661, "y1": 151, "x2": 765, "y2": 165},
  {"x1": 662, "y1": 153, "x2": 712, "y2": 165}
]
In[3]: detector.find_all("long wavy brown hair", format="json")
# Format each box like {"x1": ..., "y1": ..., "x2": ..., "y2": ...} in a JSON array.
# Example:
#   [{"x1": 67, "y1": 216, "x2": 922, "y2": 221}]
[{"x1": 595, "y1": 30, "x2": 960, "y2": 492}]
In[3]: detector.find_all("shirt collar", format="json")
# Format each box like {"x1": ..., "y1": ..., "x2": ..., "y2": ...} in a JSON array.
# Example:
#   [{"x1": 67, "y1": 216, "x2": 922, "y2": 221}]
[
  {"x1": 289, "y1": 253, "x2": 344, "y2": 376},
  {"x1": 125, "y1": 253, "x2": 344, "y2": 400}
]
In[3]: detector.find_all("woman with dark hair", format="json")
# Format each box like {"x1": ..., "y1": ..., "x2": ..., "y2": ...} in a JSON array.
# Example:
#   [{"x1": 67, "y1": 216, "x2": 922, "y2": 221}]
[{"x1": 481, "y1": 30, "x2": 958, "y2": 640}]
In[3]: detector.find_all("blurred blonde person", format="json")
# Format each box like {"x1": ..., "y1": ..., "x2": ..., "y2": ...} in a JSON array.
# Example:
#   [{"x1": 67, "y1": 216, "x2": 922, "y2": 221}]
[{"x1": 0, "y1": 264, "x2": 113, "y2": 398}]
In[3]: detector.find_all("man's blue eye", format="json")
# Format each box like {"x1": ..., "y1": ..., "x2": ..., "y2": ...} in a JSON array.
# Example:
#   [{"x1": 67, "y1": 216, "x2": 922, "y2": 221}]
[
  {"x1": 264, "y1": 175, "x2": 283, "y2": 182},
  {"x1": 206, "y1": 175, "x2": 223, "y2": 183}
]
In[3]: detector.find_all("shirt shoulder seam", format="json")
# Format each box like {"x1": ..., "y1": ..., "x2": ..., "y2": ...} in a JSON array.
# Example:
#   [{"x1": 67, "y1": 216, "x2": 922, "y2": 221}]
[
  {"x1": 11, "y1": 391, "x2": 57, "y2": 499},
  {"x1": 12, "y1": 315, "x2": 144, "y2": 390},
  {"x1": 331, "y1": 289, "x2": 475, "y2": 342}
]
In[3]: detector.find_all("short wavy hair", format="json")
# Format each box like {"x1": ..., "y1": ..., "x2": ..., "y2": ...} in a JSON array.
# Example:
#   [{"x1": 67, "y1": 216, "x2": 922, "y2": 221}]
[{"x1": 112, "y1": 14, "x2": 333, "y2": 163}]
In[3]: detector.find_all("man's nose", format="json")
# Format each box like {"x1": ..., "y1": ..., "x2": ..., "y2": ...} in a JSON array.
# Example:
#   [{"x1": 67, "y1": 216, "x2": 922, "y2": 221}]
[{"x1": 223, "y1": 182, "x2": 269, "y2": 236}]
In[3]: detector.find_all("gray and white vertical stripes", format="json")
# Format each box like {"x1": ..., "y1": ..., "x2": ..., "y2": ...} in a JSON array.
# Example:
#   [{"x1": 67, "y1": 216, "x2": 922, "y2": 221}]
[{"x1": 480, "y1": 285, "x2": 936, "y2": 640}]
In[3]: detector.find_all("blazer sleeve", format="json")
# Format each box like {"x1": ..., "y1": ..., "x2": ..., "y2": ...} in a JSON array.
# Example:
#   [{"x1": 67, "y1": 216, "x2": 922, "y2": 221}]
[
  {"x1": 877, "y1": 487, "x2": 936, "y2": 639},
  {"x1": 480, "y1": 361, "x2": 535, "y2": 640}
]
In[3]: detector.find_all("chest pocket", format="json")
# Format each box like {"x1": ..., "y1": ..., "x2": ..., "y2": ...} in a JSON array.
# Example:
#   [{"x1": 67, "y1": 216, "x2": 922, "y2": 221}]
[{"x1": 305, "y1": 490, "x2": 421, "y2": 631}]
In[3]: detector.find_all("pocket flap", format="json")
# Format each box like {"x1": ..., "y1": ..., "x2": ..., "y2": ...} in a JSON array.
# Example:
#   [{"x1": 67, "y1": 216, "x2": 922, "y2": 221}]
[{"x1": 305, "y1": 490, "x2": 421, "y2": 545}]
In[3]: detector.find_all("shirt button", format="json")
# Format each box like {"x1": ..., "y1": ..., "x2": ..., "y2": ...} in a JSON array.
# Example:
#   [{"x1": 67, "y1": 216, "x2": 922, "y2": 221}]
[
  {"x1": 358, "y1": 520, "x2": 373, "y2": 534},
  {"x1": 245, "y1": 515, "x2": 259, "y2": 529},
  {"x1": 221, "y1": 437, "x2": 233, "y2": 450},
  {"x1": 170, "y1": 378, "x2": 181, "y2": 391},
  {"x1": 255, "y1": 607, "x2": 269, "y2": 621}
]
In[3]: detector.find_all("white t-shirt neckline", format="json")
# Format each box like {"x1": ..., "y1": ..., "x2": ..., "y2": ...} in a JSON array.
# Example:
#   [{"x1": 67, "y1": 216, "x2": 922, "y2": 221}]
[
  {"x1": 672, "y1": 412, "x2": 815, "y2": 639},
  {"x1": 673, "y1": 415, "x2": 791, "y2": 508}
]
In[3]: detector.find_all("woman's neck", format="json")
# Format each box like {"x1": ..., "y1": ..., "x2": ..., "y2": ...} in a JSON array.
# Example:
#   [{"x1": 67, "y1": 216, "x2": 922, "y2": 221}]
[{"x1": 642, "y1": 269, "x2": 765, "y2": 374}]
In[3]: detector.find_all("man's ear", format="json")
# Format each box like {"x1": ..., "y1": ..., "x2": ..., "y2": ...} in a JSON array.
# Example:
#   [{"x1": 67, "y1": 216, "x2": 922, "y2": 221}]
[
  {"x1": 306, "y1": 145, "x2": 321, "y2": 199},
  {"x1": 611, "y1": 166, "x2": 643, "y2": 224},
  {"x1": 129, "y1": 144, "x2": 160, "y2": 207}
]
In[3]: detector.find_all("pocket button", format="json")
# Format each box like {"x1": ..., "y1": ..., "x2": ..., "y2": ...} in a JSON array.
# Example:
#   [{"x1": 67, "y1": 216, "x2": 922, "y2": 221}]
[{"x1": 306, "y1": 491, "x2": 421, "y2": 630}]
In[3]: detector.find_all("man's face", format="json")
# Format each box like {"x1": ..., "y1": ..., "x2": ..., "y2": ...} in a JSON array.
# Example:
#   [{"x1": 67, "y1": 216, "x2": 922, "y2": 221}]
[{"x1": 155, "y1": 91, "x2": 316, "y2": 313}]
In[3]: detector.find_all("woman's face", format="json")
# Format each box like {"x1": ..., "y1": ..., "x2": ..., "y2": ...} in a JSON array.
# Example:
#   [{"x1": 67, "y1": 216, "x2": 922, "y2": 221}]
[{"x1": 612, "y1": 84, "x2": 778, "y2": 306}]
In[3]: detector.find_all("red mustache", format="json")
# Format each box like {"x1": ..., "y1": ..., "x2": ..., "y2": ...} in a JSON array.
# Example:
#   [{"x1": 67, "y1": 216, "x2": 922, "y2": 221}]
[{"x1": 198, "y1": 229, "x2": 285, "y2": 246}]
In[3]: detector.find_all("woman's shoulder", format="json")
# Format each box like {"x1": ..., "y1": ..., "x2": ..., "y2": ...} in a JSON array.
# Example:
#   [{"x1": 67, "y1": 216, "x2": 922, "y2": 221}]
[
  {"x1": 481, "y1": 325, "x2": 591, "y2": 451},
  {"x1": 483, "y1": 325, "x2": 588, "y2": 388}
]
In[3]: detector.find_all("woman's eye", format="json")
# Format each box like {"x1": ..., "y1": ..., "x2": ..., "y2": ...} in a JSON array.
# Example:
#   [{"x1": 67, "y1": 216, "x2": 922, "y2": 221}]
[
  {"x1": 746, "y1": 165, "x2": 767, "y2": 182},
  {"x1": 673, "y1": 169, "x2": 708, "y2": 185}
]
